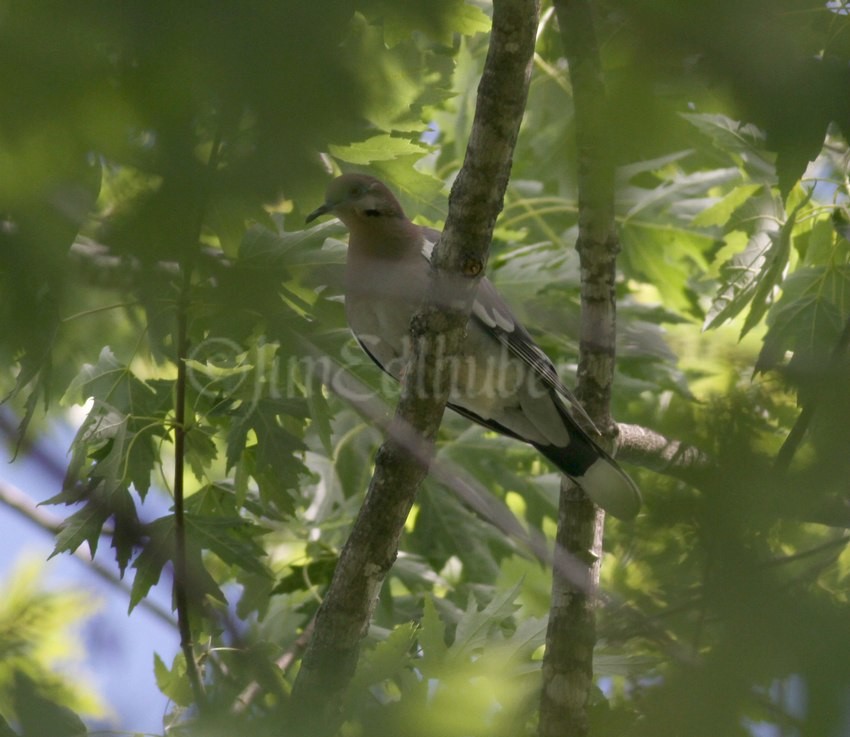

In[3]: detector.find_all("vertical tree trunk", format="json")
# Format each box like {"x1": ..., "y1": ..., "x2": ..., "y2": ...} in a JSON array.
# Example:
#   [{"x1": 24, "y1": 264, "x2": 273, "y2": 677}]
[
  {"x1": 540, "y1": 486, "x2": 605, "y2": 737},
  {"x1": 539, "y1": 1, "x2": 618, "y2": 735}
]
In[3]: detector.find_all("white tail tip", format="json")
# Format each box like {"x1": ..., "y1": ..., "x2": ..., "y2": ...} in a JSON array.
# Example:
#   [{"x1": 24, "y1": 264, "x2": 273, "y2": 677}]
[{"x1": 577, "y1": 458, "x2": 642, "y2": 520}]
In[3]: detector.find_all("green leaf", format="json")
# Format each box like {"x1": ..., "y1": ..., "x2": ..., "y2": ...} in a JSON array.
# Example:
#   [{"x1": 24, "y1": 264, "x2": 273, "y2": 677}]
[
  {"x1": 125, "y1": 426, "x2": 157, "y2": 498},
  {"x1": 418, "y1": 596, "x2": 449, "y2": 672},
  {"x1": 184, "y1": 357, "x2": 254, "y2": 383},
  {"x1": 129, "y1": 517, "x2": 173, "y2": 612},
  {"x1": 185, "y1": 424, "x2": 218, "y2": 482},
  {"x1": 185, "y1": 513, "x2": 270, "y2": 577},
  {"x1": 756, "y1": 265, "x2": 850, "y2": 374},
  {"x1": 55, "y1": 353, "x2": 169, "y2": 547},
  {"x1": 621, "y1": 167, "x2": 739, "y2": 225},
  {"x1": 184, "y1": 482, "x2": 236, "y2": 516},
  {"x1": 225, "y1": 406, "x2": 253, "y2": 472},
  {"x1": 49, "y1": 502, "x2": 110, "y2": 560},
  {"x1": 239, "y1": 221, "x2": 339, "y2": 266},
  {"x1": 370, "y1": 157, "x2": 447, "y2": 222},
  {"x1": 273, "y1": 555, "x2": 338, "y2": 595},
  {"x1": 451, "y1": 580, "x2": 523, "y2": 659},
  {"x1": 352, "y1": 621, "x2": 418, "y2": 691},
  {"x1": 60, "y1": 346, "x2": 125, "y2": 407},
  {"x1": 739, "y1": 191, "x2": 811, "y2": 337},
  {"x1": 329, "y1": 134, "x2": 429, "y2": 165},
  {"x1": 154, "y1": 652, "x2": 194, "y2": 708},
  {"x1": 235, "y1": 571, "x2": 276, "y2": 621},
  {"x1": 439, "y1": 0, "x2": 491, "y2": 37},
  {"x1": 4, "y1": 355, "x2": 53, "y2": 461},
  {"x1": 412, "y1": 482, "x2": 501, "y2": 582},
  {"x1": 306, "y1": 375, "x2": 334, "y2": 457},
  {"x1": 131, "y1": 509, "x2": 235, "y2": 613},
  {"x1": 52, "y1": 403, "x2": 144, "y2": 571},
  {"x1": 340, "y1": 15, "x2": 431, "y2": 131},
  {"x1": 13, "y1": 670, "x2": 88, "y2": 737},
  {"x1": 184, "y1": 538, "x2": 228, "y2": 607},
  {"x1": 61, "y1": 347, "x2": 165, "y2": 418},
  {"x1": 496, "y1": 615, "x2": 547, "y2": 664},
  {"x1": 704, "y1": 205, "x2": 782, "y2": 330},
  {"x1": 692, "y1": 184, "x2": 762, "y2": 227},
  {"x1": 491, "y1": 241, "x2": 580, "y2": 302},
  {"x1": 361, "y1": 0, "x2": 490, "y2": 47},
  {"x1": 798, "y1": 216, "x2": 839, "y2": 266},
  {"x1": 620, "y1": 222, "x2": 713, "y2": 313},
  {"x1": 225, "y1": 398, "x2": 308, "y2": 491},
  {"x1": 682, "y1": 113, "x2": 775, "y2": 181}
]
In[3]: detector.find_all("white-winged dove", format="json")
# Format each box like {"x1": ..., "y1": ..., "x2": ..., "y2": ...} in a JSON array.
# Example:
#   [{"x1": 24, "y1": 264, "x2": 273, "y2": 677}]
[{"x1": 307, "y1": 173, "x2": 641, "y2": 520}]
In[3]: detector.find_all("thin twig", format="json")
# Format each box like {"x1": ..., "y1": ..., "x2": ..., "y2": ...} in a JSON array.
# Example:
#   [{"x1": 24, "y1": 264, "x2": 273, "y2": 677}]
[
  {"x1": 232, "y1": 617, "x2": 316, "y2": 714},
  {"x1": 171, "y1": 123, "x2": 227, "y2": 709},
  {"x1": 173, "y1": 263, "x2": 205, "y2": 706}
]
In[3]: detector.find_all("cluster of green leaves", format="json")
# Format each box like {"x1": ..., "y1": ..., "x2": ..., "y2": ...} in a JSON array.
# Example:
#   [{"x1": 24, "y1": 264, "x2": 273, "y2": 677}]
[{"x1": 2, "y1": 0, "x2": 850, "y2": 735}]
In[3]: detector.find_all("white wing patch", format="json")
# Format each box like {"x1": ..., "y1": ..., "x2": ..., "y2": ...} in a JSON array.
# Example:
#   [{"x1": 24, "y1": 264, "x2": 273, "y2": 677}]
[
  {"x1": 472, "y1": 300, "x2": 515, "y2": 332},
  {"x1": 420, "y1": 234, "x2": 437, "y2": 261},
  {"x1": 490, "y1": 306, "x2": 514, "y2": 332}
]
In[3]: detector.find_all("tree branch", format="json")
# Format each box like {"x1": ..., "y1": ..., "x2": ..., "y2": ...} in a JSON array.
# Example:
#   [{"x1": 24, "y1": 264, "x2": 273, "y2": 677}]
[
  {"x1": 290, "y1": 0, "x2": 539, "y2": 732},
  {"x1": 616, "y1": 422, "x2": 711, "y2": 480}
]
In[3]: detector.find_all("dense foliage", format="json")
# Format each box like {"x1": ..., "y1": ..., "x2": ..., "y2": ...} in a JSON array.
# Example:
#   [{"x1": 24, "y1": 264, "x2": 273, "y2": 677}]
[{"x1": 1, "y1": 1, "x2": 850, "y2": 735}]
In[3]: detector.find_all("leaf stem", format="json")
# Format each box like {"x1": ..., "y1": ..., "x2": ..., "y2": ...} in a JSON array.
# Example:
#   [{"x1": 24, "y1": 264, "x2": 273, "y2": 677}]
[
  {"x1": 172, "y1": 264, "x2": 205, "y2": 707},
  {"x1": 60, "y1": 301, "x2": 140, "y2": 322}
]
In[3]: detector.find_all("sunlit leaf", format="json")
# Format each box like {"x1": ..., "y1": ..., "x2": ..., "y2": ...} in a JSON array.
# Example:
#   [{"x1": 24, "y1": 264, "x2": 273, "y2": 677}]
[
  {"x1": 153, "y1": 653, "x2": 194, "y2": 708},
  {"x1": 329, "y1": 135, "x2": 430, "y2": 165},
  {"x1": 739, "y1": 191, "x2": 811, "y2": 337},
  {"x1": 692, "y1": 184, "x2": 762, "y2": 228},
  {"x1": 704, "y1": 194, "x2": 784, "y2": 330},
  {"x1": 451, "y1": 580, "x2": 522, "y2": 659}
]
